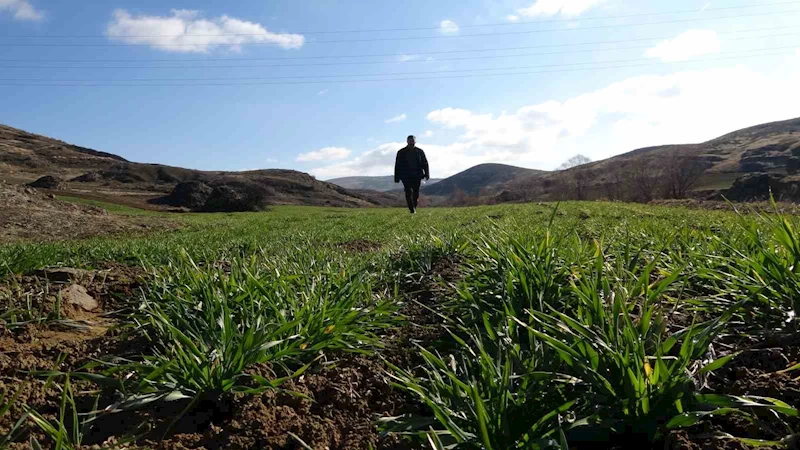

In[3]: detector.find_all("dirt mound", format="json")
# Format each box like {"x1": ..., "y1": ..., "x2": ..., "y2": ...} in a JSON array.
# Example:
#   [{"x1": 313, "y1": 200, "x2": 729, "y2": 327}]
[
  {"x1": 0, "y1": 183, "x2": 178, "y2": 243},
  {"x1": 27, "y1": 175, "x2": 64, "y2": 190}
]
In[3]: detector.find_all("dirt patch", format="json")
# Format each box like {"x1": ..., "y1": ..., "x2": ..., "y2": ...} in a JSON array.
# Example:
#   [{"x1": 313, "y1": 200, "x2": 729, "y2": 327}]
[
  {"x1": 337, "y1": 239, "x2": 383, "y2": 253},
  {"x1": 664, "y1": 333, "x2": 800, "y2": 450},
  {"x1": 0, "y1": 183, "x2": 179, "y2": 243},
  {"x1": 0, "y1": 264, "x2": 151, "y2": 446},
  {"x1": 383, "y1": 254, "x2": 463, "y2": 370},
  {"x1": 1, "y1": 264, "x2": 147, "y2": 325},
  {"x1": 126, "y1": 356, "x2": 418, "y2": 450}
]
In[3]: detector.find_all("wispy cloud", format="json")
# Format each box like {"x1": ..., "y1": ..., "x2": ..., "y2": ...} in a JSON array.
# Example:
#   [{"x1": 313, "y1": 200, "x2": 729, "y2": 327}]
[
  {"x1": 506, "y1": 15, "x2": 521, "y2": 23},
  {"x1": 0, "y1": 0, "x2": 44, "y2": 21},
  {"x1": 265, "y1": 157, "x2": 279, "y2": 164},
  {"x1": 424, "y1": 130, "x2": 434, "y2": 137},
  {"x1": 317, "y1": 89, "x2": 328, "y2": 95},
  {"x1": 106, "y1": 9, "x2": 304, "y2": 53},
  {"x1": 385, "y1": 113, "x2": 407, "y2": 124},
  {"x1": 699, "y1": 2, "x2": 712, "y2": 13},
  {"x1": 439, "y1": 19, "x2": 459, "y2": 34},
  {"x1": 517, "y1": 0, "x2": 606, "y2": 17},
  {"x1": 645, "y1": 30, "x2": 721, "y2": 62},
  {"x1": 296, "y1": 147, "x2": 351, "y2": 162},
  {"x1": 398, "y1": 54, "x2": 420, "y2": 62}
]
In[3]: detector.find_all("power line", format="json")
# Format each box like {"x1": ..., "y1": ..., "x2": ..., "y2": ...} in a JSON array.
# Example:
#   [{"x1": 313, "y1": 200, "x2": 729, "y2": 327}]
[
  {"x1": 0, "y1": 51, "x2": 792, "y2": 86},
  {"x1": 0, "y1": 29, "x2": 794, "y2": 69},
  {"x1": 1, "y1": 1, "x2": 796, "y2": 37},
  {"x1": 1, "y1": 45, "x2": 795, "y2": 81},
  {"x1": 2, "y1": 33, "x2": 794, "y2": 70},
  {"x1": 1, "y1": 9, "x2": 797, "y2": 47}
]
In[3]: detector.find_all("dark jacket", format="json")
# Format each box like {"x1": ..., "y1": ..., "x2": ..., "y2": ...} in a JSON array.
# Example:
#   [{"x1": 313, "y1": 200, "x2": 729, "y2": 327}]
[{"x1": 394, "y1": 146, "x2": 429, "y2": 182}]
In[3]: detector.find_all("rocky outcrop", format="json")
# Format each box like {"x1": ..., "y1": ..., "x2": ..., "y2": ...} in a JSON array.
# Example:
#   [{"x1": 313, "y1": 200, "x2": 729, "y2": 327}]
[
  {"x1": 203, "y1": 180, "x2": 273, "y2": 212},
  {"x1": 165, "y1": 181, "x2": 213, "y2": 210},
  {"x1": 161, "y1": 179, "x2": 272, "y2": 212},
  {"x1": 27, "y1": 175, "x2": 64, "y2": 190},
  {"x1": 723, "y1": 173, "x2": 800, "y2": 202}
]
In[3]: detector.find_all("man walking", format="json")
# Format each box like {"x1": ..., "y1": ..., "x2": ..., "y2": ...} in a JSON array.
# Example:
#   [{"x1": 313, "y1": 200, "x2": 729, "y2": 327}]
[{"x1": 394, "y1": 135, "x2": 430, "y2": 214}]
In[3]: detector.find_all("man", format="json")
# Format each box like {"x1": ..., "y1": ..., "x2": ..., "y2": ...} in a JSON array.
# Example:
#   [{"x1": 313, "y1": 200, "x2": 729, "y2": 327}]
[{"x1": 394, "y1": 135, "x2": 430, "y2": 214}]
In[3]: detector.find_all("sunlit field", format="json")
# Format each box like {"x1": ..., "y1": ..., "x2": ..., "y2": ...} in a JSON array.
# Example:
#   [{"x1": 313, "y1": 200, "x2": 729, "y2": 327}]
[{"x1": 2, "y1": 201, "x2": 800, "y2": 449}]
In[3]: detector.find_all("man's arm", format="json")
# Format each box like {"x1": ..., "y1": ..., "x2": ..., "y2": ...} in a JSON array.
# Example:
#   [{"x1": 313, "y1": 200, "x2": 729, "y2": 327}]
[
  {"x1": 420, "y1": 149, "x2": 430, "y2": 180},
  {"x1": 394, "y1": 151, "x2": 401, "y2": 183}
]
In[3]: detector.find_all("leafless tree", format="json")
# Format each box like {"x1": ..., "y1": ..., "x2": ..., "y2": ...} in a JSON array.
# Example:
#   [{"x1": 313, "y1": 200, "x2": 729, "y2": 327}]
[
  {"x1": 449, "y1": 187, "x2": 467, "y2": 206},
  {"x1": 558, "y1": 154, "x2": 592, "y2": 170},
  {"x1": 602, "y1": 172, "x2": 624, "y2": 201},
  {"x1": 630, "y1": 158, "x2": 662, "y2": 203},
  {"x1": 573, "y1": 171, "x2": 589, "y2": 200},
  {"x1": 663, "y1": 152, "x2": 705, "y2": 199}
]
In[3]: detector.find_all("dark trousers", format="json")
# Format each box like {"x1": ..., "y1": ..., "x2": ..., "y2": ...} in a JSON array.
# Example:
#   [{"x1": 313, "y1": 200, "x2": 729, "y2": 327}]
[{"x1": 401, "y1": 178, "x2": 421, "y2": 212}]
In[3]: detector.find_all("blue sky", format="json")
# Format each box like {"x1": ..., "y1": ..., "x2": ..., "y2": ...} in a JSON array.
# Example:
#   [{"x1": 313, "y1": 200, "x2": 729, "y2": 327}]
[{"x1": 1, "y1": 0, "x2": 799, "y2": 179}]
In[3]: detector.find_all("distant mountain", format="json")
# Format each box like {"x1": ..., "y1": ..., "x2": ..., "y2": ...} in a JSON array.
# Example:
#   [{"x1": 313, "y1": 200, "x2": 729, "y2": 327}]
[
  {"x1": 0, "y1": 124, "x2": 396, "y2": 209},
  {"x1": 329, "y1": 175, "x2": 442, "y2": 192},
  {"x1": 423, "y1": 163, "x2": 545, "y2": 197}
]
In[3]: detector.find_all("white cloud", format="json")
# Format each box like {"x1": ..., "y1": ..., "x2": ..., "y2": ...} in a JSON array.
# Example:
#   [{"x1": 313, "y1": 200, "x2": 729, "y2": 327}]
[
  {"x1": 311, "y1": 64, "x2": 800, "y2": 177},
  {"x1": 440, "y1": 20, "x2": 459, "y2": 34},
  {"x1": 518, "y1": 0, "x2": 606, "y2": 17},
  {"x1": 296, "y1": 147, "x2": 351, "y2": 162},
  {"x1": 317, "y1": 89, "x2": 328, "y2": 96},
  {"x1": 385, "y1": 113, "x2": 407, "y2": 124},
  {"x1": 106, "y1": 9, "x2": 304, "y2": 53},
  {"x1": 645, "y1": 30, "x2": 721, "y2": 62},
  {"x1": 265, "y1": 157, "x2": 279, "y2": 164},
  {"x1": 506, "y1": 15, "x2": 521, "y2": 23},
  {"x1": 312, "y1": 141, "x2": 513, "y2": 180},
  {"x1": 0, "y1": 0, "x2": 43, "y2": 21},
  {"x1": 424, "y1": 130, "x2": 434, "y2": 137}
]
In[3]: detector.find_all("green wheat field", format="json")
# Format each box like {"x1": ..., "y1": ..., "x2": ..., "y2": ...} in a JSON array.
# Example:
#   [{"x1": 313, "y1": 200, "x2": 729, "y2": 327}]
[{"x1": 2, "y1": 201, "x2": 800, "y2": 449}]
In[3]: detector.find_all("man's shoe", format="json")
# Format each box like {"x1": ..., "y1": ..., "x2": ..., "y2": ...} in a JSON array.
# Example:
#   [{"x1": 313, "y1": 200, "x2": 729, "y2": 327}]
[{"x1": 410, "y1": 208, "x2": 416, "y2": 214}]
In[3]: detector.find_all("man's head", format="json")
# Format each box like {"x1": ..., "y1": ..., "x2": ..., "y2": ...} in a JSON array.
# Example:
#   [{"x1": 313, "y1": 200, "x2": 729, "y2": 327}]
[{"x1": 407, "y1": 135, "x2": 416, "y2": 147}]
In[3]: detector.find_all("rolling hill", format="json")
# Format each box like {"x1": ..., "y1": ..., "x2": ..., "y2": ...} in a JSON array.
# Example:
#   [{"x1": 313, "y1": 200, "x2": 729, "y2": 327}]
[
  {"x1": 422, "y1": 163, "x2": 545, "y2": 197},
  {"x1": 499, "y1": 117, "x2": 800, "y2": 203},
  {"x1": 0, "y1": 124, "x2": 399, "y2": 210},
  {"x1": 4, "y1": 117, "x2": 800, "y2": 211},
  {"x1": 328, "y1": 175, "x2": 442, "y2": 192}
]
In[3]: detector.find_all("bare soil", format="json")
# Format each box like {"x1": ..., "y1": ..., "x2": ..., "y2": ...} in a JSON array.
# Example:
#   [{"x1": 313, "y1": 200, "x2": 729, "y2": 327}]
[{"x1": 336, "y1": 239, "x2": 383, "y2": 253}]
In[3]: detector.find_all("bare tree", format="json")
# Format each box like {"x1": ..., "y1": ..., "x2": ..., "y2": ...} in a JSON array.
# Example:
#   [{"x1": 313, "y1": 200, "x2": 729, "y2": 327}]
[
  {"x1": 629, "y1": 158, "x2": 661, "y2": 203},
  {"x1": 558, "y1": 154, "x2": 592, "y2": 170},
  {"x1": 602, "y1": 172, "x2": 624, "y2": 201},
  {"x1": 449, "y1": 187, "x2": 467, "y2": 206},
  {"x1": 664, "y1": 152, "x2": 705, "y2": 199},
  {"x1": 573, "y1": 171, "x2": 589, "y2": 200}
]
